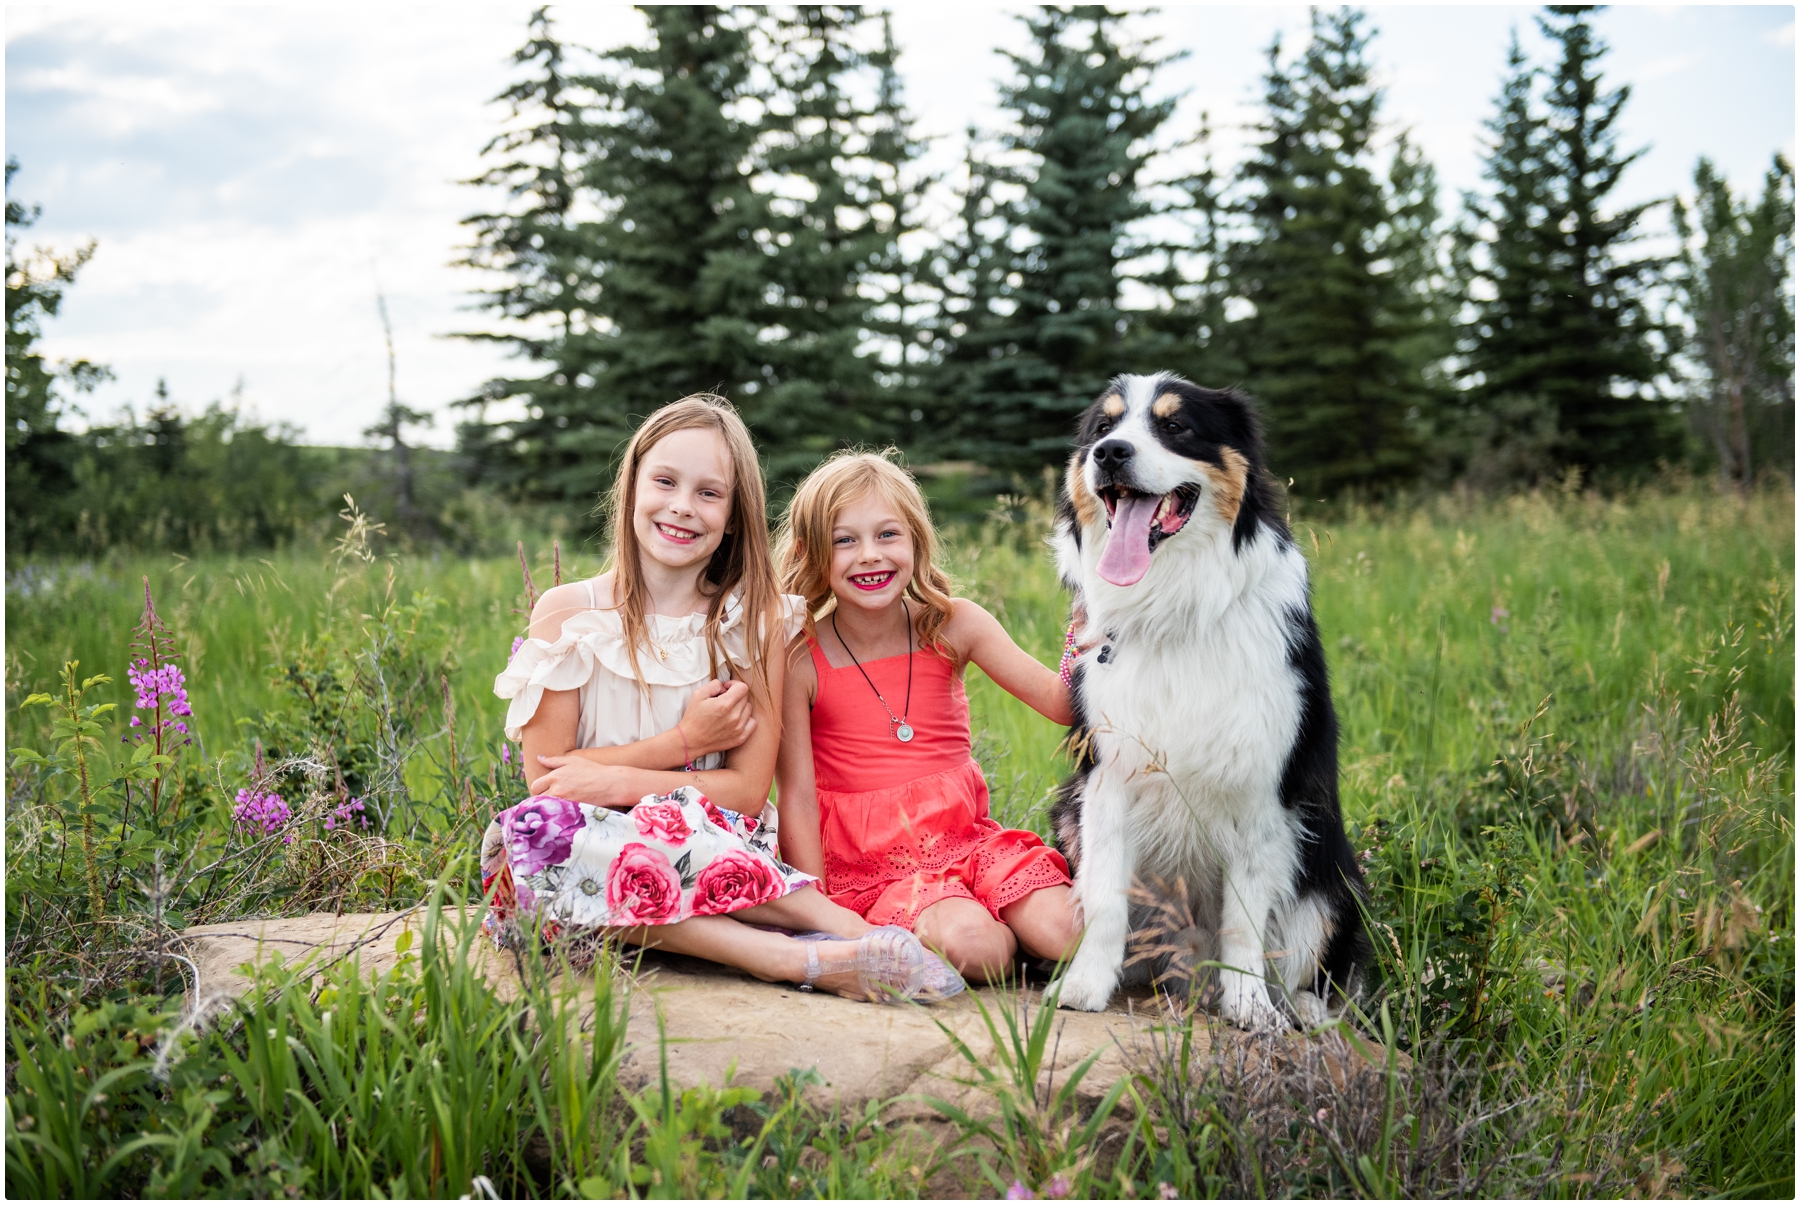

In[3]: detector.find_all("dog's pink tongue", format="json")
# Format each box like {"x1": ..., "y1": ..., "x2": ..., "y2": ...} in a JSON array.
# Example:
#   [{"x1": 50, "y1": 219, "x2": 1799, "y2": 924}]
[{"x1": 1097, "y1": 494, "x2": 1160, "y2": 587}]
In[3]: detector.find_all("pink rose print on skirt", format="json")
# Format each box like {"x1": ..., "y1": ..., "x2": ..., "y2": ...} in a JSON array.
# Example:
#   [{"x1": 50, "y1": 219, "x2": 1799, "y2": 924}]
[
  {"x1": 702, "y1": 801, "x2": 731, "y2": 831},
  {"x1": 691, "y1": 848, "x2": 785, "y2": 916},
  {"x1": 499, "y1": 796, "x2": 587, "y2": 877},
  {"x1": 606, "y1": 842, "x2": 684, "y2": 925},
  {"x1": 632, "y1": 800, "x2": 692, "y2": 845}
]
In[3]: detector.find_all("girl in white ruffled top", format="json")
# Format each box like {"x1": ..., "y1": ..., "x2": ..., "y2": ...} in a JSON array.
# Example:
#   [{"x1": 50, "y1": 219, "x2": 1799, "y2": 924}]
[{"x1": 482, "y1": 396, "x2": 955, "y2": 1004}]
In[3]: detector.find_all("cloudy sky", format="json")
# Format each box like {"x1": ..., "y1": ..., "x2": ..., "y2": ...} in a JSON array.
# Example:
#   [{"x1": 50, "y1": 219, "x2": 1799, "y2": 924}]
[{"x1": 7, "y1": 4, "x2": 1794, "y2": 447}]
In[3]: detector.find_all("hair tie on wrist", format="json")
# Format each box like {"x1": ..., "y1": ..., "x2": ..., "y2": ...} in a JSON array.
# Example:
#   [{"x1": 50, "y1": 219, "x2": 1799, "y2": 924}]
[{"x1": 678, "y1": 722, "x2": 696, "y2": 773}]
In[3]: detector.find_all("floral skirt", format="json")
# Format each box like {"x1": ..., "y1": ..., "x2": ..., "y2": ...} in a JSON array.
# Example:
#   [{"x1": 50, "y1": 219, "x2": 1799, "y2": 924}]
[{"x1": 480, "y1": 786, "x2": 815, "y2": 938}]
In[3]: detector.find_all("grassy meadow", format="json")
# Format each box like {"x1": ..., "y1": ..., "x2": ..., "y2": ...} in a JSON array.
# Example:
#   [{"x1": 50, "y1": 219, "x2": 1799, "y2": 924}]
[{"x1": 4, "y1": 483, "x2": 1793, "y2": 1197}]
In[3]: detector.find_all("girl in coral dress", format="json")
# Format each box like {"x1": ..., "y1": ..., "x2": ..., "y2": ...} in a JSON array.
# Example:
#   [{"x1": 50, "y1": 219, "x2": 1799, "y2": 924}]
[
  {"x1": 776, "y1": 453, "x2": 1084, "y2": 982},
  {"x1": 482, "y1": 397, "x2": 941, "y2": 1003}
]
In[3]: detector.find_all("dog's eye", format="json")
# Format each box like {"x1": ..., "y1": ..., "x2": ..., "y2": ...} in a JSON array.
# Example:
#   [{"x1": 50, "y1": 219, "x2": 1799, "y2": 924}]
[
  {"x1": 1094, "y1": 420, "x2": 1112, "y2": 437},
  {"x1": 1161, "y1": 420, "x2": 1184, "y2": 434}
]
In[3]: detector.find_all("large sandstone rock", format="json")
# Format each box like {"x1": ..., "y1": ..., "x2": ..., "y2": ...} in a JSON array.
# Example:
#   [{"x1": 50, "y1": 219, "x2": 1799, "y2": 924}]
[{"x1": 177, "y1": 909, "x2": 1392, "y2": 1117}]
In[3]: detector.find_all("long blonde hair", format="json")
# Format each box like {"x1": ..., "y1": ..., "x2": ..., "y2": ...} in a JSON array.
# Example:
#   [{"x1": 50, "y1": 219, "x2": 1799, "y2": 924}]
[
  {"x1": 602, "y1": 395, "x2": 783, "y2": 704},
  {"x1": 777, "y1": 451, "x2": 957, "y2": 653}
]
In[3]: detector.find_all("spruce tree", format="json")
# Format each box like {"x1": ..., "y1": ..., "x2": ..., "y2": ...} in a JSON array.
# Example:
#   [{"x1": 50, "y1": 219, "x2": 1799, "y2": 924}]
[
  {"x1": 1676, "y1": 155, "x2": 1795, "y2": 489},
  {"x1": 754, "y1": 6, "x2": 929, "y2": 481},
  {"x1": 1230, "y1": 8, "x2": 1442, "y2": 496},
  {"x1": 915, "y1": 136, "x2": 1009, "y2": 462},
  {"x1": 568, "y1": 6, "x2": 774, "y2": 494},
  {"x1": 1537, "y1": 5, "x2": 1679, "y2": 475},
  {"x1": 1452, "y1": 35, "x2": 1564, "y2": 486},
  {"x1": 1130, "y1": 113, "x2": 1244, "y2": 393},
  {"x1": 941, "y1": 5, "x2": 1179, "y2": 476},
  {"x1": 1460, "y1": 8, "x2": 1679, "y2": 484},
  {"x1": 456, "y1": 7, "x2": 773, "y2": 502},
  {"x1": 455, "y1": 8, "x2": 602, "y2": 496},
  {"x1": 460, "y1": 6, "x2": 928, "y2": 497}
]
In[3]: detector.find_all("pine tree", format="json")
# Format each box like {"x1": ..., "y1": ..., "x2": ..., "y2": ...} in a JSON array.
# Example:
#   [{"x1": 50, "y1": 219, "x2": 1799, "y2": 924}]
[
  {"x1": 753, "y1": 6, "x2": 929, "y2": 481},
  {"x1": 460, "y1": 7, "x2": 929, "y2": 497},
  {"x1": 1452, "y1": 34, "x2": 1564, "y2": 486},
  {"x1": 1460, "y1": 8, "x2": 1679, "y2": 484},
  {"x1": 1230, "y1": 9, "x2": 1441, "y2": 496},
  {"x1": 1125, "y1": 114, "x2": 1239, "y2": 391},
  {"x1": 457, "y1": 7, "x2": 773, "y2": 502},
  {"x1": 455, "y1": 8, "x2": 602, "y2": 497},
  {"x1": 911, "y1": 136, "x2": 1007, "y2": 463},
  {"x1": 941, "y1": 5, "x2": 1179, "y2": 476},
  {"x1": 1676, "y1": 155, "x2": 1795, "y2": 489}
]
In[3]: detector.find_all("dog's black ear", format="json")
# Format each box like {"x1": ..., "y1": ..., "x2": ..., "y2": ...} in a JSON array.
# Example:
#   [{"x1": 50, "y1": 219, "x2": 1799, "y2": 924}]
[
  {"x1": 1218, "y1": 387, "x2": 1289, "y2": 548},
  {"x1": 1220, "y1": 388, "x2": 1269, "y2": 465}
]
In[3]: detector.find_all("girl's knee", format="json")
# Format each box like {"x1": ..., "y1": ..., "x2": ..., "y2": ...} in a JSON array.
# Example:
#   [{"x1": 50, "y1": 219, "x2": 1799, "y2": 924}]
[
  {"x1": 1008, "y1": 891, "x2": 1084, "y2": 964},
  {"x1": 938, "y1": 915, "x2": 1017, "y2": 978}
]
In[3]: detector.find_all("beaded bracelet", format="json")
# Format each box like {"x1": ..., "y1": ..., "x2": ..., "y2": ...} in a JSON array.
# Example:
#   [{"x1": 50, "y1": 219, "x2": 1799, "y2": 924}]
[{"x1": 1058, "y1": 620, "x2": 1081, "y2": 689}]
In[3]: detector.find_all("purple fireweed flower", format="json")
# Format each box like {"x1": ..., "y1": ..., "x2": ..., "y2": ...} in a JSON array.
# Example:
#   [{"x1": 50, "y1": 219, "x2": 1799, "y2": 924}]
[
  {"x1": 234, "y1": 788, "x2": 293, "y2": 843},
  {"x1": 1042, "y1": 1175, "x2": 1072, "y2": 1200},
  {"x1": 1157, "y1": 1183, "x2": 1180, "y2": 1200},
  {"x1": 1005, "y1": 1183, "x2": 1035, "y2": 1201},
  {"x1": 510, "y1": 635, "x2": 527, "y2": 659},
  {"x1": 324, "y1": 796, "x2": 370, "y2": 833},
  {"x1": 127, "y1": 657, "x2": 192, "y2": 737}
]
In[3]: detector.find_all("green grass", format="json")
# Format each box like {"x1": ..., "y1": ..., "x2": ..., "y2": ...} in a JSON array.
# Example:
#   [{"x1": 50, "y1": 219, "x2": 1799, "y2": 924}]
[{"x1": 5, "y1": 483, "x2": 1793, "y2": 1197}]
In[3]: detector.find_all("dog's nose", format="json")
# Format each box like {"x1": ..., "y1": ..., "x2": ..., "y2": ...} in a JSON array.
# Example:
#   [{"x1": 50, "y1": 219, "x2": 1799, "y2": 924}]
[{"x1": 1092, "y1": 439, "x2": 1135, "y2": 469}]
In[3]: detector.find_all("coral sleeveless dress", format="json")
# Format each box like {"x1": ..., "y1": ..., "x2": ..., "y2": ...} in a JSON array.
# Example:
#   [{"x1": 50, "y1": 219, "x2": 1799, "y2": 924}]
[{"x1": 806, "y1": 637, "x2": 1070, "y2": 929}]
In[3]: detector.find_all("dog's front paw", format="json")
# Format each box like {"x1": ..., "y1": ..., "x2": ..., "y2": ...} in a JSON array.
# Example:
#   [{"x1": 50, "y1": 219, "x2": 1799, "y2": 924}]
[
  {"x1": 1290, "y1": 989, "x2": 1331, "y2": 1029},
  {"x1": 1046, "y1": 965, "x2": 1116, "y2": 1012},
  {"x1": 1217, "y1": 971, "x2": 1283, "y2": 1030}
]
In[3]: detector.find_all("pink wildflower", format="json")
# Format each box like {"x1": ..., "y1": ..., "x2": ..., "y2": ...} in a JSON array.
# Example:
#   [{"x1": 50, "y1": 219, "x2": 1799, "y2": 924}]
[
  {"x1": 323, "y1": 796, "x2": 370, "y2": 833},
  {"x1": 234, "y1": 788, "x2": 292, "y2": 841},
  {"x1": 127, "y1": 657, "x2": 192, "y2": 737}
]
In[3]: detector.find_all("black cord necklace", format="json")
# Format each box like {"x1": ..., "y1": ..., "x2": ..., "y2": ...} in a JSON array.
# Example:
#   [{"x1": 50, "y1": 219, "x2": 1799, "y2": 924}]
[{"x1": 831, "y1": 600, "x2": 915, "y2": 743}]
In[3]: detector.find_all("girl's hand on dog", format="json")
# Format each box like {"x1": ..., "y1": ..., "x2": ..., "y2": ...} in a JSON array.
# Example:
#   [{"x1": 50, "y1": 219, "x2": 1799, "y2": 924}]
[{"x1": 678, "y1": 679, "x2": 757, "y2": 757}]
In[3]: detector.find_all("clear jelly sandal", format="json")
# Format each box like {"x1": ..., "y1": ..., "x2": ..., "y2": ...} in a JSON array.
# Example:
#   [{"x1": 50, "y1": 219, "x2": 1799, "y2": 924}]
[
  {"x1": 798, "y1": 925, "x2": 928, "y2": 1003},
  {"x1": 791, "y1": 929, "x2": 966, "y2": 1003},
  {"x1": 917, "y1": 947, "x2": 968, "y2": 1003}
]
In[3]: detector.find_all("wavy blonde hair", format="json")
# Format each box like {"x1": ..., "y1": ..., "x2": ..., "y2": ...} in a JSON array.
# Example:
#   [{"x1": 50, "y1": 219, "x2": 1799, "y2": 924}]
[
  {"x1": 602, "y1": 395, "x2": 783, "y2": 705},
  {"x1": 777, "y1": 451, "x2": 957, "y2": 653}
]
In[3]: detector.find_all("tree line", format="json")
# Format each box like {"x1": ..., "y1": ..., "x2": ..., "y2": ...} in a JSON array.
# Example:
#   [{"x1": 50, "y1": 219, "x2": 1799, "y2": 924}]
[
  {"x1": 6, "y1": 5, "x2": 1791, "y2": 557},
  {"x1": 454, "y1": 4, "x2": 1793, "y2": 501}
]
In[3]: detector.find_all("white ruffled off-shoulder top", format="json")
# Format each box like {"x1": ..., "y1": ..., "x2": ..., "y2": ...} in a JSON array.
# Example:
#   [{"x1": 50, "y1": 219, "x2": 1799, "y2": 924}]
[{"x1": 494, "y1": 580, "x2": 806, "y2": 767}]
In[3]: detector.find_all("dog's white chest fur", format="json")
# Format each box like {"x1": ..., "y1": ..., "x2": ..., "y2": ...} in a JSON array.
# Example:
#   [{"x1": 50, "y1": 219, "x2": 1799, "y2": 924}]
[{"x1": 1064, "y1": 527, "x2": 1309, "y2": 872}]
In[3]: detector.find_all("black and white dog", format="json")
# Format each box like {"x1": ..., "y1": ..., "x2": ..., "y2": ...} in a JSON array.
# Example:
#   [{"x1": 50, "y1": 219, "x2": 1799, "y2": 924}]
[{"x1": 1047, "y1": 372, "x2": 1369, "y2": 1028}]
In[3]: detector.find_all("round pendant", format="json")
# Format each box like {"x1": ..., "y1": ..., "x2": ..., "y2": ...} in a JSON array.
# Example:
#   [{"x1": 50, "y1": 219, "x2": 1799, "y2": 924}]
[{"x1": 895, "y1": 723, "x2": 915, "y2": 743}]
